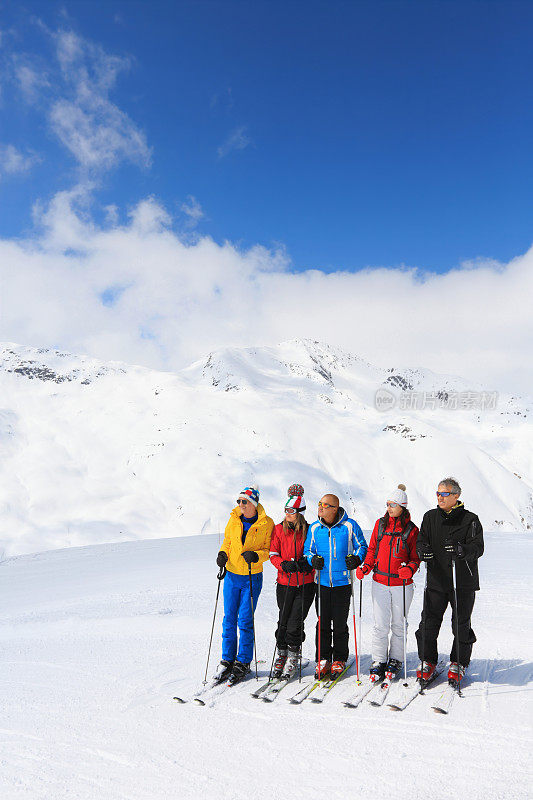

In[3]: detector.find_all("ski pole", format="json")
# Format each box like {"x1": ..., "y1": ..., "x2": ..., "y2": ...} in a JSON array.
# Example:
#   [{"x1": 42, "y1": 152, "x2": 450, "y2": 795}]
[
  {"x1": 419, "y1": 563, "x2": 428, "y2": 690},
  {"x1": 402, "y1": 579, "x2": 408, "y2": 685},
  {"x1": 295, "y1": 534, "x2": 304, "y2": 682},
  {"x1": 451, "y1": 556, "x2": 462, "y2": 694},
  {"x1": 358, "y1": 578, "x2": 363, "y2": 675},
  {"x1": 317, "y1": 568, "x2": 321, "y2": 676},
  {"x1": 349, "y1": 572, "x2": 360, "y2": 683},
  {"x1": 203, "y1": 565, "x2": 226, "y2": 684},
  {"x1": 269, "y1": 577, "x2": 291, "y2": 679},
  {"x1": 248, "y1": 563, "x2": 259, "y2": 681}
]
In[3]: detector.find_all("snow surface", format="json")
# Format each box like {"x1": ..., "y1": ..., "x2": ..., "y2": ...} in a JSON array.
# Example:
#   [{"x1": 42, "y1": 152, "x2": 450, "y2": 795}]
[
  {"x1": 0, "y1": 531, "x2": 531, "y2": 800},
  {"x1": 1, "y1": 338, "x2": 532, "y2": 556}
]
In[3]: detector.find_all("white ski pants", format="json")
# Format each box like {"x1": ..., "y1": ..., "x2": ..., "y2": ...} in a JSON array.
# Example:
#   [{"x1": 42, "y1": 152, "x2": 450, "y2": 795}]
[{"x1": 371, "y1": 579, "x2": 414, "y2": 663}]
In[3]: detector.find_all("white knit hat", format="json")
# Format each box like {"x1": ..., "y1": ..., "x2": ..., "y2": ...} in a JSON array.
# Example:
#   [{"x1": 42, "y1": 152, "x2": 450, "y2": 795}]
[{"x1": 388, "y1": 483, "x2": 408, "y2": 507}]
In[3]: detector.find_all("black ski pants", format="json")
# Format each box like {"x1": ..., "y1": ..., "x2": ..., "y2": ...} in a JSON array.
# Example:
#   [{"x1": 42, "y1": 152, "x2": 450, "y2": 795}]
[
  {"x1": 315, "y1": 584, "x2": 352, "y2": 662},
  {"x1": 415, "y1": 587, "x2": 477, "y2": 668},
  {"x1": 275, "y1": 582, "x2": 315, "y2": 650}
]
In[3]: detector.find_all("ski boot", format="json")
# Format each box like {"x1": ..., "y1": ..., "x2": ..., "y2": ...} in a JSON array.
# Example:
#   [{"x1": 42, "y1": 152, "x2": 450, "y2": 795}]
[
  {"x1": 315, "y1": 659, "x2": 331, "y2": 679},
  {"x1": 416, "y1": 661, "x2": 437, "y2": 683},
  {"x1": 213, "y1": 659, "x2": 233, "y2": 682},
  {"x1": 385, "y1": 658, "x2": 402, "y2": 680},
  {"x1": 369, "y1": 661, "x2": 386, "y2": 682},
  {"x1": 330, "y1": 660, "x2": 346, "y2": 678},
  {"x1": 272, "y1": 648, "x2": 288, "y2": 678},
  {"x1": 228, "y1": 660, "x2": 251, "y2": 685},
  {"x1": 447, "y1": 662, "x2": 465, "y2": 686},
  {"x1": 281, "y1": 648, "x2": 300, "y2": 680}
]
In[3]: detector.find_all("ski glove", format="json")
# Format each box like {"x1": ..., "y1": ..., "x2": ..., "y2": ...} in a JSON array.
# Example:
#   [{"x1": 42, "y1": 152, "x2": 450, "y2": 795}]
[
  {"x1": 345, "y1": 554, "x2": 361, "y2": 570},
  {"x1": 281, "y1": 560, "x2": 298, "y2": 573},
  {"x1": 355, "y1": 564, "x2": 370, "y2": 580},
  {"x1": 398, "y1": 564, "x2": 414, "y2": 580},
  {"x1": 311, "y1": 554, "x2": 325, "y2": 570},
  {"x1": 419, "y1": 548, "x2": 434, "y2": 561},
  {"x1": 296, "y1": 557, "x2": 312, "y2": 573},
  {"x1": 444, "y1": 539, "x2": 465, "y2": 560},
  {"x1": 242, "y1": 550, "x2": 259, "y2": 565},
  {"x1": 216, "y1": 551, "x2": 228, "y2": 567}
]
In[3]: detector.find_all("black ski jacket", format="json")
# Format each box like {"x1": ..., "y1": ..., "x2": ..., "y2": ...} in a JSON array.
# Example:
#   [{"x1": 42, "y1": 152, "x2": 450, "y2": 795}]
[{"x1": 416, "y1": 504, "x2": 484, "y2": 592}]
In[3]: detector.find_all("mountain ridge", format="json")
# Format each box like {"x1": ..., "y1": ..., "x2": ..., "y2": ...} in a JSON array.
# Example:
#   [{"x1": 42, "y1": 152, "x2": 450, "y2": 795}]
[{"x1": 1, "y1": 338, "x2": 531, "y2": 556}]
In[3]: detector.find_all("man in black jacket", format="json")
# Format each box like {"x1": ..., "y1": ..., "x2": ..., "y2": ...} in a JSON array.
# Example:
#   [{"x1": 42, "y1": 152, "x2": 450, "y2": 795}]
[{"x1": 415, "y1": 477, "x2": 484, "y2": 683}]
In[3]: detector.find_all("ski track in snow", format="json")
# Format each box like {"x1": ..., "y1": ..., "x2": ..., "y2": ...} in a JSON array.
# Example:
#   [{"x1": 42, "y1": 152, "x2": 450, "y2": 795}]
[{"x1": 0, "y1": 532, "x2": 531, "y2": 800}]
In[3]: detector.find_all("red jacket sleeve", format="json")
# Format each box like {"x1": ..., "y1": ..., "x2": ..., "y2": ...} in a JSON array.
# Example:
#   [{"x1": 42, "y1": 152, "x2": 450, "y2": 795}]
[
  {"x1": 269, "y1": 525, "x2": 283, "y2": 570},
  {"x1": 363, "y1": 519, "x2": 380, "y2": 570},
  {"x1": 406, "y1": 524, "x2": 421, "y2": 575}
]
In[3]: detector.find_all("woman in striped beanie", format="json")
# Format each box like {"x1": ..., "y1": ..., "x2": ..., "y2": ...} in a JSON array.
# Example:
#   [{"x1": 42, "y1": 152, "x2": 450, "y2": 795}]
[{"x1": 268, "y1": 485, "x2": 316, "y2": 679}]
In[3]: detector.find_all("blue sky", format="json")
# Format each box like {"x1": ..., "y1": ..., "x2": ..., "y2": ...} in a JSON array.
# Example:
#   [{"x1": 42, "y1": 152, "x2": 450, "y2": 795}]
[
  {"x1": 1, "y1": 0, "x2": 532, "y2": 273},
  {"x1": 0, "y1": 2, "x2": 532, "y2": 395}
]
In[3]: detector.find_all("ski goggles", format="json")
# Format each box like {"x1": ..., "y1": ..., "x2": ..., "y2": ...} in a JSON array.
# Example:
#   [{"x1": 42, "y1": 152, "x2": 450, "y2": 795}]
[
  {"x1": 386, "y1": 502, "x2": 399, "y2": 508},
  {"x1": 284, "y1": 508, "x2": 298, "y2": 514}
]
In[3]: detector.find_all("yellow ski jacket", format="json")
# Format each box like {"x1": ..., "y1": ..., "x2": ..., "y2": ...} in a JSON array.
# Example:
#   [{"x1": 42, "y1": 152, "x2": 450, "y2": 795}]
[{"x1": 221, "y1": 504, "x2": 274, "y2": 575}]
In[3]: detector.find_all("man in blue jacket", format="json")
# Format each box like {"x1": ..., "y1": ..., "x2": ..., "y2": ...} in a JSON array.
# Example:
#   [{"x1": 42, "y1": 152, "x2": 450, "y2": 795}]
[{"x1": 305, "y1": 494, "x2": 367, "y2": 678}]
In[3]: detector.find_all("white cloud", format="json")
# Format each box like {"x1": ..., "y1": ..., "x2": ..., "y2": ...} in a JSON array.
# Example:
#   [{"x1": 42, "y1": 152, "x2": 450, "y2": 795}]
[
  {"x1": 0, "y1": 190, "x2": 531, "y2": 397},
  {"x1": 217, "y1": 125, "x2": 251, "y2": 158},
  {"x1": 0, "y1": 143, "x2": 39, "y2": 177},
  {"x1": 46, "y1": 30, "x2": 151, "y2": 173},
  {"x1": 180, "y1": 195, "x2": 204, "y2": 227},
  {"x1": 13, "y1": 61, "x2": 50, "y2": 103}
]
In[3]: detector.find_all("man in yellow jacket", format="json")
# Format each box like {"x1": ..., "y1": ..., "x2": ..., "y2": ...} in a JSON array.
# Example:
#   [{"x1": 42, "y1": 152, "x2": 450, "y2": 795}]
[{"x1": 215, "y1": 486, "x2": 274, "y2": 683}]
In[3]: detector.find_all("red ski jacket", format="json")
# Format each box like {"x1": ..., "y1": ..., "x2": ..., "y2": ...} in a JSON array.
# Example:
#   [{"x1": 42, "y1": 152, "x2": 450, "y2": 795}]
[
  {"x1": 269, "y1": 522, "x2": 315, "y2": 586},
  {"x1": 362, "y1": 513, "x2": 420, "y2": 587}
]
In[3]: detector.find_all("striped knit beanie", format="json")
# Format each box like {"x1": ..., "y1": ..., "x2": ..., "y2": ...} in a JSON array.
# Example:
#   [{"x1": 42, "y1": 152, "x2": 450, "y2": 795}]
[
  {"x1": 285, "y1": 483, "x2": 306, "y2": 512},
  {"x1": 238, "y1": 485, "x2": 260, "y2": 507}
]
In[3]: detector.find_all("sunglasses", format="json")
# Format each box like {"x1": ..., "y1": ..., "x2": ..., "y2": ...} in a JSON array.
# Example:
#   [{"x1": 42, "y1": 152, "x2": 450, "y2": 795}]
[
  {"x1": 236, "y1": 499, "x2": 249, "y2": 505},
  {"x1": 386, "y1": 502, "x2": 399, "y2": 508},
  {"x1": 318, "y1": 501, "x2": 337, "y2": 509},
  {"x1": 436, "y1": 491, "x2": 455, "y2": 497}
]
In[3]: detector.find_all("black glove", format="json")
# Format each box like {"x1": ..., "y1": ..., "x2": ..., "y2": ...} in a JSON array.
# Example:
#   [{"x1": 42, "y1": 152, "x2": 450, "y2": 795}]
[
  {"x1": 419, "y1": 548, "x2": 434, "y2": 561},
  {"x1": 216, "y1": 551, "x2": 228, "y2": 567},
  {"x1": 444, "y1": 539, "x2": 465, "y2": 560},
  {"x1": 311, "y1": 554, "x2": 325, "y2": 570},
  {"x1": 345, "y1": 554, "x2": 360, "y2": 570},
  {"x1": 242, "y1": 550, "x2": 259, "y2": 565},
  {"x1": 281, "y1": 560, "x2": 297, "y2": 573},
  {"x1": 296, "y1": 557, "x2": 312, "y2": 573}
]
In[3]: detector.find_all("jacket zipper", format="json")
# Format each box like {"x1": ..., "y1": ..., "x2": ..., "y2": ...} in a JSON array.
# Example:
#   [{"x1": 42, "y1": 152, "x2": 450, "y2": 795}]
[
  {"x1": 387, "y1": 518, "x2": 397, "y2": 586},
  {"x1": 328, "y1": 527, "x2": 333, "y2": 587}
]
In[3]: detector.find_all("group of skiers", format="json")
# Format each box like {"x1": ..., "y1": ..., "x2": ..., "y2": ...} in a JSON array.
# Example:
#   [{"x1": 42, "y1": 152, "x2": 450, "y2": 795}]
[{"x1": 214, "y1": 478, "x2": 484, "y2": 689}]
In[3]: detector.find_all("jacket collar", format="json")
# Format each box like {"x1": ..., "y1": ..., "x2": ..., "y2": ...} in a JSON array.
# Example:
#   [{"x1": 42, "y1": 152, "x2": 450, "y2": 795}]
[
  {"x1": 438, "y1": 501, "x2": 464, "y2": 521},
  {"x1": 317, "y1": 507, "x2": 347, "y2": 529},
  {"x1": 231, "y1": 502, "x2": 265, "y2": 521}
]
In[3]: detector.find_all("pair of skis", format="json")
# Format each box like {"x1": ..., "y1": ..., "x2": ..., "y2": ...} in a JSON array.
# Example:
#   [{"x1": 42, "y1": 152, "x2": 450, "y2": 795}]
[
  {"x1": 288, "y1": 655, "x2": 355, "y2": 704},
  {"x1": 343, "y1": 660, "x2": 461, "y2": 713},
  {"x1": 251, "y1": 658, "x2": 310, "y2": 702},
  {"x1": 174, "y1": 669, "x2": 252, "y2": 705}
]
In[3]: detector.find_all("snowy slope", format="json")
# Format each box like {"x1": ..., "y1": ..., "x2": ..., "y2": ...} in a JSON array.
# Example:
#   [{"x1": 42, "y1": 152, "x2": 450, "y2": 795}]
[
  {"x1": 0, "y1": 532, "x2": 531, "y2": 800},
  {"x1": 1, "y1": 339, "x2": 532, "y2": 556}
]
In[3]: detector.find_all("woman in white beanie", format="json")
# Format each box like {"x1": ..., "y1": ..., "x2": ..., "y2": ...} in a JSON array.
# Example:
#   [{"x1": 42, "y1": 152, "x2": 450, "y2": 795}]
[{"x1": 356, "y1": 484, "x2": 420, "y2": 682}]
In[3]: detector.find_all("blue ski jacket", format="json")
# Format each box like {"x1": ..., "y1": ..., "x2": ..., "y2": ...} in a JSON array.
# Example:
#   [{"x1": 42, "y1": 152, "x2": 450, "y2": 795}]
[{"x1": 304, "y1": 508, "x2": 368, "y2": 587}]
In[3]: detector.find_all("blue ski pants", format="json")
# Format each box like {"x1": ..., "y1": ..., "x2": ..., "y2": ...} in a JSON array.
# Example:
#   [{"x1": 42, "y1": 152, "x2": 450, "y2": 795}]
[{"x1": 222, "y1": 570, "x2": 263, "y2": 664}]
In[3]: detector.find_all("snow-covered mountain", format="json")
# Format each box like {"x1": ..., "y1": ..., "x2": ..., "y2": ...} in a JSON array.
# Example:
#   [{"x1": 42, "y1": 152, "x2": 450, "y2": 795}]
[{"x1": 1, "y1": 338, "x2": 531, "y2": 556}]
